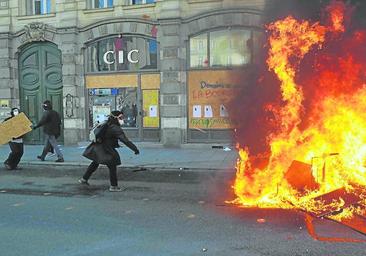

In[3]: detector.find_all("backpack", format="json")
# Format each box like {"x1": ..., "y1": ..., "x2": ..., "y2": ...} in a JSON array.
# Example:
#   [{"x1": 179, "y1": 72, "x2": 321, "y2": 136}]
[{"x1": 89, "y1": 122, "x2": 108, "y2": 143}]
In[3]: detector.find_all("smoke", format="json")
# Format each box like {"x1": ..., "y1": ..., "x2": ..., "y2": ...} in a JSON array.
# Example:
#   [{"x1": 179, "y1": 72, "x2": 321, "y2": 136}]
[
  {"x1": 229, "y1": 0, "x2": 366, "y2": 157},
  {"x1": 264, "y1": 0, "x2": 366, "y2": 24},
  {"x1": 296, "y1": 0, "x2": 366, "y2": 129},
  {"x1": 228, "y1": 66, "x2": 281, "y2": 155}
]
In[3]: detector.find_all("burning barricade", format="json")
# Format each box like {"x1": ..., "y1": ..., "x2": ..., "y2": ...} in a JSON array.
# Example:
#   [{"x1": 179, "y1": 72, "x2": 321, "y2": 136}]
[{"x1": 229, "y1": 0, "x2": 366, "y2": 239}]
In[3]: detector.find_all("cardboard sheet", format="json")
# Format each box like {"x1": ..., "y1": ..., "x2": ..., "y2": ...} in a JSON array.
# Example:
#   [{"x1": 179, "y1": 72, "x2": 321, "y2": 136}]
[{"x1": 0, "y1": 112, "x2": 32, "y2": 145}]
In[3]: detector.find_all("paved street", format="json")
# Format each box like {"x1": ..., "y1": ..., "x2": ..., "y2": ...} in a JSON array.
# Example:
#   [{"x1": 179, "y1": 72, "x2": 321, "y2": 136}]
[{"x1": 0, "y1": 168, "x2": 365, "y2": 256}]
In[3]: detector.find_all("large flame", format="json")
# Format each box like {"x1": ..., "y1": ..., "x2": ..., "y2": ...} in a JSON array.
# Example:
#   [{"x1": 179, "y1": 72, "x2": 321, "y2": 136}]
[{"x1": 232, "y1": 0, "x2": 366, "y2": 219}]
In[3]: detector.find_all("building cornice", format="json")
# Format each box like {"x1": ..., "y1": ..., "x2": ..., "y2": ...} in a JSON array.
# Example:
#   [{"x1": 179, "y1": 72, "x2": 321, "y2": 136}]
[
  {"x1": 181, "y1": 8, "x2": 263, "y2": 24},
  {"x1": 9, "y1": 7, "x2": 264, "y2": 39},
  {"x1": 79, "y1": 18, "x2": 159, "y2": 32}
]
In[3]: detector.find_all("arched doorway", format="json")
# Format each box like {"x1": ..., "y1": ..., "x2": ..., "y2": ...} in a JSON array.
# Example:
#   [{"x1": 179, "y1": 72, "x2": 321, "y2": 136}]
[{"x1": 19, "y1": 42, "x2": 63, "y2": 144}]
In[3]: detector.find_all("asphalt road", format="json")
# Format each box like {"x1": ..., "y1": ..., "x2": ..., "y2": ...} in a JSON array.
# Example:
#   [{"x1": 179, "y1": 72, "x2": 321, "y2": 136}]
[{"x1": 0, "y1": 169, "x2": 365, "y2": 256}]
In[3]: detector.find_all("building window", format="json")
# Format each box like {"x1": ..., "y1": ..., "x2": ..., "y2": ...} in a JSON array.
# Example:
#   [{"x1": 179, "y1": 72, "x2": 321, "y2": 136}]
[
  {"x1": 89, "y1": 88, "x2": 138, "y2": 128},
  {"x1": 190, "y1": 34, "x2": 208, "y2": 68},
  {"x1": 131, "y1": 0, "x2": 156, "y2": 5},
  {"x1": 189, "y1": 28, "x2": 253, "y2": 68},
  {"x1": 90, "y1": 0, "x2": 113, "y2": 9},
  {"x1": 86, "y1": 36, "x2": 158, "y2": 73},
  {"x1": 26, "y1": 0, "x2": 51, "y2": 15}
]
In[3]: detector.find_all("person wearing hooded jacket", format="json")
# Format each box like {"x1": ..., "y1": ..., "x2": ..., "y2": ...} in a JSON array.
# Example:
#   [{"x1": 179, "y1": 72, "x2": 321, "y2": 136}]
[
  {"x1": 79, "y1": 110, "x2": 140, "y2": 192},
  {"x1": 3, "y1": 108, "x2": 24, "y2": 170},
  {"x1": 33, "y1": 100, "x2": 64, "y2": 162}
]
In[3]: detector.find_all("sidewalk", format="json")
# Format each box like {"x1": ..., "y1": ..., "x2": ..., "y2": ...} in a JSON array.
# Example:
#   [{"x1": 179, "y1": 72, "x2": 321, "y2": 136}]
[{"x1": 0, "y1": 142, "x2": 238, "y2": 172}]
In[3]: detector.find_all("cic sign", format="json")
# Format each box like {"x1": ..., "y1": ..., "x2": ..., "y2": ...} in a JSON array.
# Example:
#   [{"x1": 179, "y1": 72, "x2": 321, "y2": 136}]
[{"x1": 103, "y1": 50, "x2": 139, "y2": 65}]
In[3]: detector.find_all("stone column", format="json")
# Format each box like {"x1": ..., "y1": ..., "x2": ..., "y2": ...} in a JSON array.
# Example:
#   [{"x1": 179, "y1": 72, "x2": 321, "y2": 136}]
[
  {"x1": 159, "y1": 20, "x2": 188, "y2": 147},
  {"x1": 57, "y1": 31, "x2": 86, "y2": 145},
  {"x1": 0, "y1": 0, "x2": 12, "y2": 120},
  {"x1": 54, "y1": 1, "x2": 86, "y2": 145},
  {"x1": 0, "y1": 36, "x2": 12, "y2": 118},
  {"x1": 158, "y1": 0, "x2": 186, "y2": 147}
]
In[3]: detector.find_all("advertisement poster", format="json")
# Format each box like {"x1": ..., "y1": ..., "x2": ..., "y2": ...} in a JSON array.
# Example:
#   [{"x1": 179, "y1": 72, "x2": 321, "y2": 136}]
[
  {"x1": 188, "y1": 70, "x2": 242, "y2": 129},
  {"x1": 143, "y1": 89, "x2": 159, "y2": 128},
  {"x1": 192, "y1": 105, "x2": 202, "y2": 118},
  {"x1": 92, "y1": 105, "x2": 111, "y2": 124}
]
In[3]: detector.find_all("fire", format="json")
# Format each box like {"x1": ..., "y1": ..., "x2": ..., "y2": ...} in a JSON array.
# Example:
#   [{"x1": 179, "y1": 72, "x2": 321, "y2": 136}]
[
  {"x1": 326, "y1": 0, "x2": 346, "y2": 33},
  {"x1": 231, "y1": 0, "x2": 366, "y2": 222}
]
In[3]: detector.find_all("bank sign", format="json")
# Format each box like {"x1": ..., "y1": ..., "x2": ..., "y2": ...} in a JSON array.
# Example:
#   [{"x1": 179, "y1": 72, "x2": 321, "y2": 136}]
[{"x1": 103, "y1": 50, "x2": 139, "y2": 65}]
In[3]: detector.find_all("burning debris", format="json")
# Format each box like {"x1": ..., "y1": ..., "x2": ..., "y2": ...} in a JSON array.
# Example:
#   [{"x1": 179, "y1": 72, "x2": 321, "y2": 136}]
[
  {"x1": 230, "y1": 0, "x2": 366, "y2": 239},
  {"x1": 284, "y1": 160, "x2": 319, "y2": 193}
]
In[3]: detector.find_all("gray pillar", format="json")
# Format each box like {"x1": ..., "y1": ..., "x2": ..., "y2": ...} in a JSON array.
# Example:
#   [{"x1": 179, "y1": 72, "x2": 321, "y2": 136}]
[
  {"x1": 159, "y1": 19, "x2": 187, "y2": 147},
  {"x1": 59, "y1": 33, "x2": 86, "y2": 145},
  {"x1": 0, "y1": 37, "x2": 13, "y2": 120}
]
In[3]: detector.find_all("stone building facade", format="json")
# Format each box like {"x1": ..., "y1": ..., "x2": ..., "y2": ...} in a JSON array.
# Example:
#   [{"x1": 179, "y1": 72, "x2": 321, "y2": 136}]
[{"x1": 0, "y1": 0, "x2": 267, "y2": 146}]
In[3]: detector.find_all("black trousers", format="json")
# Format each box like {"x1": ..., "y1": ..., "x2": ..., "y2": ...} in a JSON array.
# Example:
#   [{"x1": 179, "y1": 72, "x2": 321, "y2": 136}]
[
  {"x1": 5, "y1": 142, "x2": 24, "y2": 169},
  {"x1": 83, "y1": 161, "x2": 118, "y2": 186}
]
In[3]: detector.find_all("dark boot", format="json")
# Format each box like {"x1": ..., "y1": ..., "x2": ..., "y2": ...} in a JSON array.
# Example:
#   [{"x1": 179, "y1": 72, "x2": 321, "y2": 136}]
[
  {"x1": 55, "y1": 158, "x2": 64, "y2": 163},
  {"x1": 37, "y1": 150, "x2": 47, "y2": 161}
]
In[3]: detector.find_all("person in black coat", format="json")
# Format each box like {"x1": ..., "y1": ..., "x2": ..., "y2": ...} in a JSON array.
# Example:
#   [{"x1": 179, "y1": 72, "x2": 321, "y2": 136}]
[
  {"x1": 33, "y1": 100, "x2": 64, "y2": 162},
  {"x1": 3, "y1": 108, "x2": 24, "y2": 170},
  {"x1": 79, "y1": 110, "x2": 140, "y2": 192}
]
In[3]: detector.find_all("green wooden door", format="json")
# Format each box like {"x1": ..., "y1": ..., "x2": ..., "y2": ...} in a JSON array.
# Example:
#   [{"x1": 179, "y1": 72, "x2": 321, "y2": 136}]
[{"x1": 19, "y1": 42, "x2": 63, "y2": 144}]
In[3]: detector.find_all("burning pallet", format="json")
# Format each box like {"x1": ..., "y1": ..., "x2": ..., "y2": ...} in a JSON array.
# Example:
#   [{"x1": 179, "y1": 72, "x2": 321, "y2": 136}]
[
  {"x1": 310, "y1": 187, "x2": 364, "y2": 218},
  {"x1": 307, "y1": 189, "x2": 366, "y2": 236},
  {"x1": 284, "y1": 160, "x2": 319, "y2": 193},
  {"x1": 284, "y1": 160, "x2": 366, "y2": 237}
]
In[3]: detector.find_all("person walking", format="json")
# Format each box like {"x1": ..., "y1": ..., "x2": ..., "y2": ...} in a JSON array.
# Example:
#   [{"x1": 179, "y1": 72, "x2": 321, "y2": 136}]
[
  {"x1": 79, "y1": 110, "x2": 140, "y2": 192},
  {"x1": 3, "y1": 108, "x2": 24, "y2": 170},
  {"x1": 33, "y1": 100, "x2": 64, "y2": 162}
]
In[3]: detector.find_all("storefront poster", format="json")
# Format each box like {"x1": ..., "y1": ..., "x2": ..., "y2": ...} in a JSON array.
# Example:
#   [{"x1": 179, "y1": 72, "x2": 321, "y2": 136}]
[
  {"x1": 92, "y1": 105, "x2": 111, "y2": 124},
  {"x1": 0, "y1": 100, "x2": 9, "y2": 107},
  {"x1": 0, "y1": 100, "x2": 10, "y2": 122},
  {"x1": 204, "y1": 105, "x2": 213, "y2": 118},
  {"x1": 193, "y1": 105, "x2": 202, "y2": 118},
  {"x1": 149, "y1": 105, "x2": 158, "y2": 117},
  {"x1": 143, "y1": 90, "x2": 159, "y2": 128},
  {"x1": 220, "y1": 104, "x2": 228, "y2": 117},
  {"x1": 188, "y1": 70, "x2": 242, "y2": 129}
]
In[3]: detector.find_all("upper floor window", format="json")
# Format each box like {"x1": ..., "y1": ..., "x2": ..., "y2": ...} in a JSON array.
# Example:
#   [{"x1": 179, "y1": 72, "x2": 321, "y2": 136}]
[
  {"x1": 131, "y1": 0, "x2": 156, "y2": 4},
  {"x1": 190, "y1": 28, "x2": 255, "y2": 69},
  {"x1": 190, "y1": 34, "x2": 208, "y2": 68},
  {"x1": 90, "y1": 0, "x2": 113, "y2": 9},
  {"x1": 26, "y1": 0, "x2": 51, "y2": 15}
]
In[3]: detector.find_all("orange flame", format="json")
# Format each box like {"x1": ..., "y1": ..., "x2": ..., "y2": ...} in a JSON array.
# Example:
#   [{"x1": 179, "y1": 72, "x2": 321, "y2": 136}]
[
  {"x1": 231, "y1": 1, "x2": 366, "y2": 219},
  {"x1": 327, "y1": 0, "x2": 346, "y2": 33}
]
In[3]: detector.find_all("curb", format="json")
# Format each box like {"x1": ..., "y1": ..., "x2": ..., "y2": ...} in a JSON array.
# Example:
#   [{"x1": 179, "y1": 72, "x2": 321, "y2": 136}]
[
  {"x1": 19, "y1": 161, "x2": 234, "y2": 172},
  {"x1": 4, "y1": 162, "x2": 236, "y2": 184}
]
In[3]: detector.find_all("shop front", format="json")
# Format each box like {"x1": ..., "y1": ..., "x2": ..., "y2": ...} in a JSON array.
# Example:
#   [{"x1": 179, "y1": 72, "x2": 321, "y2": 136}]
[
  {"x1": 84, "y1": 35, "x2": 160, "y2": 141},
  {"x1": 188, "y1": 70, "x2": 242, "y2": 142},
  {"x1": 187, "y1": 27, "x2": 262, "y2": 142}
]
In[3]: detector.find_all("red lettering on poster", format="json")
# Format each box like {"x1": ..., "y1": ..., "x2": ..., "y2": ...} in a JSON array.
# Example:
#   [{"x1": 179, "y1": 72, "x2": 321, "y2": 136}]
[{"x1": 192, "y1": 89, "x2": 235, "y2": 99}]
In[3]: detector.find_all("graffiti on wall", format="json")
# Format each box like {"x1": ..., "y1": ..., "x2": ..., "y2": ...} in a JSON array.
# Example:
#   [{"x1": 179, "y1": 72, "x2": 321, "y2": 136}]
[{"x1": 188, "y1": 70, "x2": 242, "y2": 129}]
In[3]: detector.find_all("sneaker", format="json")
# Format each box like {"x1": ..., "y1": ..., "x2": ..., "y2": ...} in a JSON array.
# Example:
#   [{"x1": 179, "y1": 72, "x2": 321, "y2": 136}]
[
  {"x1": 55, "y1": 158, "x2": 64, "y2": 163},
  {"x1": 37, "y1": 156, "x2": 45, "y2": 161},
  {"x1": 109, "y1": 186, "x2": 123, "y2": 192},
  {"x1": 78, "y1": 178, "x2": 89, "y2": 186}
]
